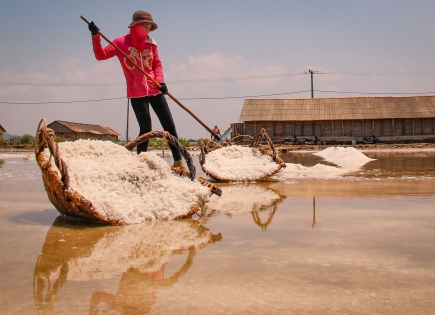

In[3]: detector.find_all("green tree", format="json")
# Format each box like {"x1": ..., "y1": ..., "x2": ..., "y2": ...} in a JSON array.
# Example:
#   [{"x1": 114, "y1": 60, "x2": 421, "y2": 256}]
[{"x1": 20, "y1": 134, "x2": 34, "y2": 145}]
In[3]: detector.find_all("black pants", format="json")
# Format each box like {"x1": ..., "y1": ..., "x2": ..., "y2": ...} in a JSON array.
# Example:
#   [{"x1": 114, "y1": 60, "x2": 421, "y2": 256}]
[{"x1": 130, "y1": 94, "x2": 182, "y2": 161}]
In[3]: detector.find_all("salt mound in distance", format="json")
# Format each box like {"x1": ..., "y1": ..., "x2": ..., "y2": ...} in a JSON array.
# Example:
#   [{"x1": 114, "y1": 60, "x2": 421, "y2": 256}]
[
  {"x1": 313, "y1": 146, "x2": 375, "y2": 170},
  {"x1": 45, "y1": 140, "x2": 212, "y2": 224},
  {"x1": 274, "y1": 147, "x2": 375, "y2": 180},
  {"x1": 202, "y1": 146, "x2": 280, "y2": 181}
]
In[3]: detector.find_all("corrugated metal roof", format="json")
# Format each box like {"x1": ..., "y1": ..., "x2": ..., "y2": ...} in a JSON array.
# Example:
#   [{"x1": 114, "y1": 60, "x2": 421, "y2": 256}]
[
  {"x1": 239, "y1": 95, "x2": 435, "y2": 121},
  {"x1": 48, "y1": 120, "x2": 120, "y2": 136}
]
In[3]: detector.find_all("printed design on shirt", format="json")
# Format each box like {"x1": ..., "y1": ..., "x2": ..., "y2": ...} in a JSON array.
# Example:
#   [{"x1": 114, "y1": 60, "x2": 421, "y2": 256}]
[{"x1": 123, "y1": 47, "x2": 153, "y2": 71}]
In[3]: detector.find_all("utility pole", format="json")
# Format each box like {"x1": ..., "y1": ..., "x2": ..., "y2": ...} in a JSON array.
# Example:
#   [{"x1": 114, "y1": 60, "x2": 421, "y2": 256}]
[
  {"x1": 309, "y1": 69, "x2": 314, "y2": 98},
  {"x1": 305, "y1": 69, "x2": 318, "y2": 98}
]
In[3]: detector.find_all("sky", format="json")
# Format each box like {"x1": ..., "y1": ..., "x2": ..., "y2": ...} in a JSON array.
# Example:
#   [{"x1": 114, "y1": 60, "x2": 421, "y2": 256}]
[{"x1": 1, "y1": 0, "x2": 435, "y2": 140}]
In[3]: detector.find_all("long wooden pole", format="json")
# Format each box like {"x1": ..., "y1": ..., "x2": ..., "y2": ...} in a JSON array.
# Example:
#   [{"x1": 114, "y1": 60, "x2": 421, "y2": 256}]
[{"x1": 81, "y1": 15, "x2": 219, "y2": 138}]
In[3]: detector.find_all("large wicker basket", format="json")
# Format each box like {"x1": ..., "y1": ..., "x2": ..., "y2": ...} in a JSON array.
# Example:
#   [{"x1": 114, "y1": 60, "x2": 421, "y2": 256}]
[
  {"x1": 199, "y1": 128, "x2": 286, "y2": 182},
  {"x1": 34, "y1": 119, "x2": 220, "y2": 225}
]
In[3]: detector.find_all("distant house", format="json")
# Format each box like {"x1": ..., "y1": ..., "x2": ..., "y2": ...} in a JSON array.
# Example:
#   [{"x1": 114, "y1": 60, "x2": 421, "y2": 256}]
[
  {"x1": 238, "y1": 95, "x2": 435, "y2": 143},
  {"x1": 0, "y1": 124, "x2": 6, "y2": 142},
  {"x1": 47, "y1": 120, "x2": 120, "y2": 141}
]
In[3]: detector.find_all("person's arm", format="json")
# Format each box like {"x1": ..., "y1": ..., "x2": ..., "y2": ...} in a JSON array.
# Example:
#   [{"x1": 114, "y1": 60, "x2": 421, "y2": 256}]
[
  {"x1": 91, "y1": 34, "x2": 117, "y2": 61},
  {"x1": 152, "y1": 45, "x2": 165, "y2": 83}
]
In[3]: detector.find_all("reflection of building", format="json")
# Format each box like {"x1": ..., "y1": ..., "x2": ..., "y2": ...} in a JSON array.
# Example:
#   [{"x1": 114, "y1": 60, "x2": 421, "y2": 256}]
[
  {"x1": 0, "y1": 124, "x2": 6, "y2": 142},
  {"x1": 238, "y1": 96, "x2": 435, "y2": 143},
  {"x1": 33, "y1": 217, "x2": 221, "y2": 315},
  {"x1": 47, "y1": 120, "x2": 120, "y2": 141}
]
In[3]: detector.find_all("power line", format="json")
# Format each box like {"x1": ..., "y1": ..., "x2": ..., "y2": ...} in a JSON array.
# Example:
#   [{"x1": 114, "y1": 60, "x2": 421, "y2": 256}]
[
  {"x1": 1, "y1": 90, "x2": 435, "y2": 105},
  {"x1": 317, "y1": 90, "x2": 435, "y2": 95},
  {"x1": 0, "y1": 97, "x2": 125, "y2": 105},
  {"x1": 317, "y1": 71, "x2": 435, "y2": 76},
  {"x1": 177, "y1": 90, "x2": 312, "y2": 100},
  {"x1": 2, "y1": 71, "x2": 435, "y2": 87}
]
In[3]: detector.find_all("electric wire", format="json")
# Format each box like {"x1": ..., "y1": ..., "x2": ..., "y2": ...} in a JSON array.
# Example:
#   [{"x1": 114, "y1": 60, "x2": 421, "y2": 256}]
[
  {"x1": 2, "y1": 71, "x2": 435, "y2": 87},
  {"x1": 2, "y1": 90, "x2": 435, "y2": 105}
]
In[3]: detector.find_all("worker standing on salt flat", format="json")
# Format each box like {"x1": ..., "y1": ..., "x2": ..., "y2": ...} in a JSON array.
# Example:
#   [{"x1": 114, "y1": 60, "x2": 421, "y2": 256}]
[
  {"x1": 87, "y1": 10, "x2": 187, "y2": 170},
  {"x1": 211, "y1": 125, "x2": 221, "y2": 139}
]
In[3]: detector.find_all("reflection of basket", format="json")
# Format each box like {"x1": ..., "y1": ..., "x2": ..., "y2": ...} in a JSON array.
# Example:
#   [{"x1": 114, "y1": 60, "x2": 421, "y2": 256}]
[
  {"x1": 199, "y1": 128, "x2": 286, "y2": 182},
  {"x1": 34, "y1": 119, "x2": 221, "y2": 224},
  {"x1": 33, "y1": 216, "x2": 221, "y2": 314}
]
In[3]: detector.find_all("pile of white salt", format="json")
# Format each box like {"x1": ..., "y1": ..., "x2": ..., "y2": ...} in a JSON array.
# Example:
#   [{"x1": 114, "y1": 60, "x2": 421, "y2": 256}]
[
  {"x1": 44, "y1": 140, "x2": 211, "y2": 224},
  {"x1": 274, "y1": 146, "x2": 375, "y2": 180},
  {"x1": 202, "y1": 146, "x2": 280, "y2": 181},
  {"x1": 314, "y1": 146, "x2": 375, "y2": 170}
]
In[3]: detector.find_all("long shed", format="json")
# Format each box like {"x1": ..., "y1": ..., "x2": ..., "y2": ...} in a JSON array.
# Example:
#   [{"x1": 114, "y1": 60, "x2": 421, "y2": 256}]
[
  {"x1": 47, "y1": 120, "x2": 120, "y2": 141},
  {"x1": 239, "y1": 95, "x2": 435, "y2": 143}
]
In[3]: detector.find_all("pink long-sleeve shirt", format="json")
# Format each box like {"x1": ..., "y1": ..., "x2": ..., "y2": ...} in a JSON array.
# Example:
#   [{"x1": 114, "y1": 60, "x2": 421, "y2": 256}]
[{"x1": 92, "y1": 33, "x2": 164, "y2": 98}]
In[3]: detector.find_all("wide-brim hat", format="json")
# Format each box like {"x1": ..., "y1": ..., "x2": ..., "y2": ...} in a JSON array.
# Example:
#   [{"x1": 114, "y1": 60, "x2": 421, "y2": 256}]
[{"x1": 128, "y1": 10, "x2": 158, "y2": 31}]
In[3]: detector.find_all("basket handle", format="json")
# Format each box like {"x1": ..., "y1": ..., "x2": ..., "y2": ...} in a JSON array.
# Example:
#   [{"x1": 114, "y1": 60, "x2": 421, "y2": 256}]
[{"x1": 35, "y1": 119, "x2": 70, "y2": 190}]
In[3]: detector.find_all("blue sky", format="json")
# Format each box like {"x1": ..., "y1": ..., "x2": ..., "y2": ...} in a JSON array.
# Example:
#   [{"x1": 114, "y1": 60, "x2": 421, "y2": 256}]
[{"x1": 1, "y1": 0, "x2": 435, "y2": 139}]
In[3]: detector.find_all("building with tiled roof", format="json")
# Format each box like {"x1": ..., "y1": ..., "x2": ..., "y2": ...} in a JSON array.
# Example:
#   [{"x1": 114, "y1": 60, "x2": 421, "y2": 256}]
[
  {"x1": 47, "y1": 120, "x2": 120, "y2": 141},
  {"x1": 238, "y1": 95, "x2": 435, "y2": 143}
]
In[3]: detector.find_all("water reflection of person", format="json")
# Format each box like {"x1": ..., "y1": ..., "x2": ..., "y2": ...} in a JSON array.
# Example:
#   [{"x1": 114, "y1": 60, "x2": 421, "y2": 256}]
[
  {"x1": 89, "y1": 248, "x2": 195, "y2": 315},
  {"x1": 33, "y1": 217, "x2": 221, "y2": 315}
]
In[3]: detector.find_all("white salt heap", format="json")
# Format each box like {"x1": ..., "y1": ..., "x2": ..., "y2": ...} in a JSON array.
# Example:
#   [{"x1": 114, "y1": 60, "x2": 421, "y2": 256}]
[
  {"x1": 314, "y1": 146, "x2": 375, "y2": 170},
  {"x1": 207, "y1": 185, "x2": 283, "y2": 214},
  {"x1": 274, "y1": 147, "x2": 375, "y2": 180},
  {"x1": 202, "y1": 146, "x2": 279, "y2": 181},
  {"x1": 45, "y1": 140, "x2": 211, "y2": 224}
]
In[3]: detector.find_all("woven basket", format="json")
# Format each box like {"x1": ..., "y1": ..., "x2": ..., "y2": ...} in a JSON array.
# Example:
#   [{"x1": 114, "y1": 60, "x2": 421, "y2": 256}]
[
  {"x1": 34, "y1": 119, "x2": 221, "y2": 225},
  {"x1": 199, "y1": 128, "x2": 286, "y2": 182}
]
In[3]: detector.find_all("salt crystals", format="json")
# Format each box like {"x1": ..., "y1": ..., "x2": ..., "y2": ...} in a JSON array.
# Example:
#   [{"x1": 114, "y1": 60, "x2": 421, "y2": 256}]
[
  {"x1": 314, "y1": 146, "x2": 375, "y2": 170},
  {"x1": 202, "y1": 146, "x2": 280, "y2": 181},
  {"x1": 275, "y1": 147, "x2": 376, "y2": 180},
  {"x1": 44, "y1": 140, "x2": 211, "y2": 224}
]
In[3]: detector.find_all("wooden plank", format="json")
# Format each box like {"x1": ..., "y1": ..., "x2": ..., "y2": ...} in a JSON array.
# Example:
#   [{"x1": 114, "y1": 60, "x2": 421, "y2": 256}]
[{"x1": 374, "y1": 119, "x2": 382, "y2": 136}]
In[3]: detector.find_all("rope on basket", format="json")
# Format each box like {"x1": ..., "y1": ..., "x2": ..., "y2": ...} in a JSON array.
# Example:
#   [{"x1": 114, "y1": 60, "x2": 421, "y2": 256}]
[{"x1": 35, "y1": 118, "x2": 70, "y2": 190}]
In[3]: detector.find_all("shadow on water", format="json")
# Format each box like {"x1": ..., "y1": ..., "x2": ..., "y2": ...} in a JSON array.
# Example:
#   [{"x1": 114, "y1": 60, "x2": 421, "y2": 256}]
[
  {"x1": 10, "y1": 209, "x2": 60, "y2": 226},
  {"x1": 33, "y1": 216, "x2": 222, "y2": 315}
]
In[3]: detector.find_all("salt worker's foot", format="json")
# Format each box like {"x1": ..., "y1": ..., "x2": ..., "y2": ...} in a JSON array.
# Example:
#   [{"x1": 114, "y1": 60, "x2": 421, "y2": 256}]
[{"x1": 172, "y1": 159, "x2": 189, "y2": 176}]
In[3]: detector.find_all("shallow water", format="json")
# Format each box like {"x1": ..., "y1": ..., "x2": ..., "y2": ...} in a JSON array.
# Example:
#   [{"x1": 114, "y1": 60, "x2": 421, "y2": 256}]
[{"x1": 1, "y1": 151, "x2": 435, "y2": 315}]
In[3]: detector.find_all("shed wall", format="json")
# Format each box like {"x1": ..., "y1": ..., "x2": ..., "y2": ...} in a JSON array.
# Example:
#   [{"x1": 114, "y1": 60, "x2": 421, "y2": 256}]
[{"x1": 244, "y1": 117, "x2": 435, "y2": 142}]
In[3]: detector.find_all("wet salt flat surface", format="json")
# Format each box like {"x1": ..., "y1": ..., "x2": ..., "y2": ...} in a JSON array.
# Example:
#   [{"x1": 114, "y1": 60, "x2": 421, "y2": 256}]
[{"x1": 1, "y1": 150, "x2": 435, "y2": 314}]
